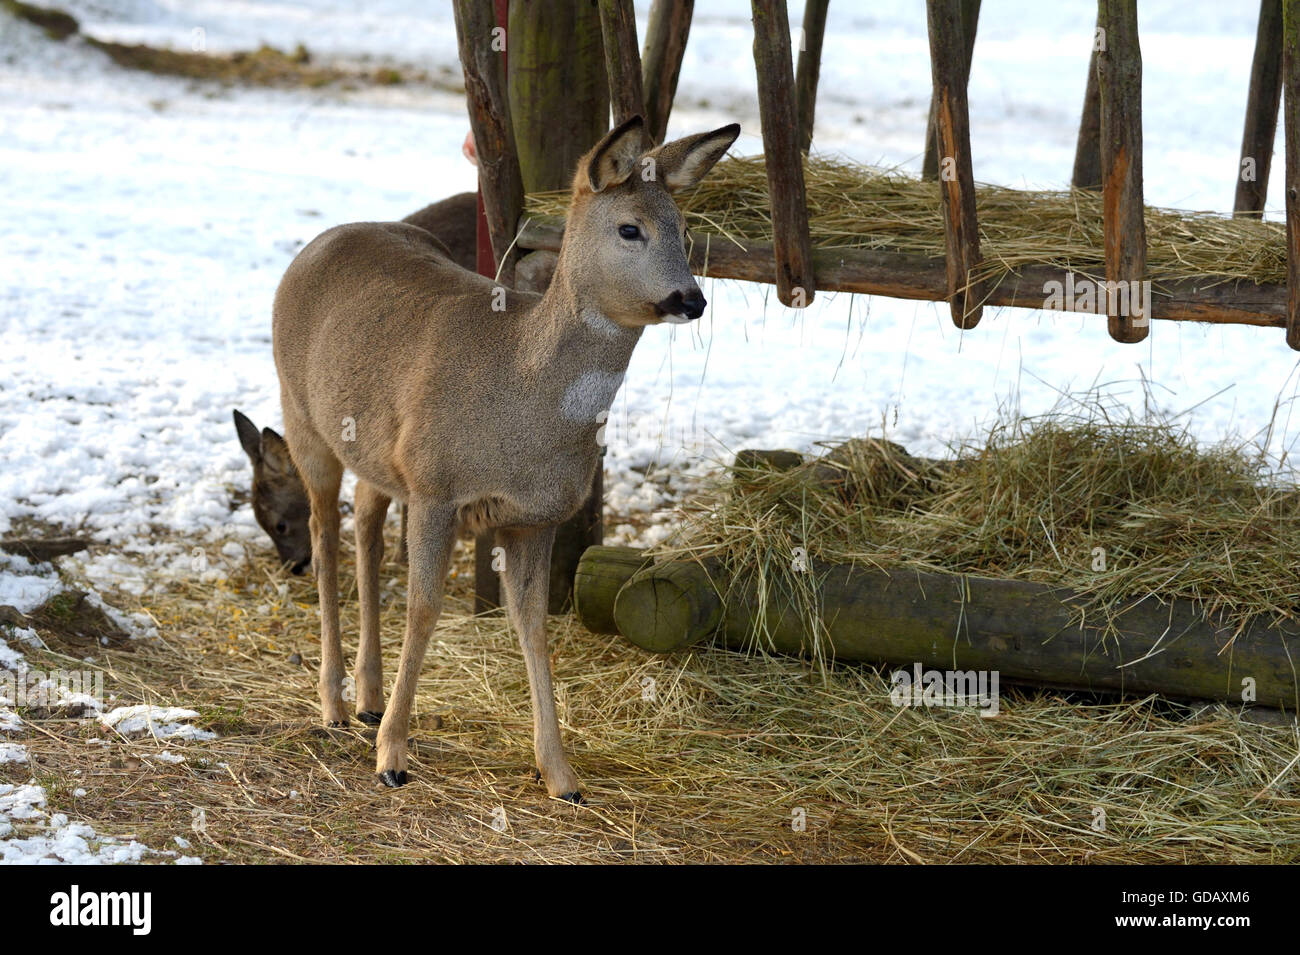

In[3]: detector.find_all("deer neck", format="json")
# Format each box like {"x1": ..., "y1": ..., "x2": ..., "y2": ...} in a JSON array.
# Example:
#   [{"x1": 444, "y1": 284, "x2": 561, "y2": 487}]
[{"x1": 519, "y1": 255, "x2": 644, "y2": 426}]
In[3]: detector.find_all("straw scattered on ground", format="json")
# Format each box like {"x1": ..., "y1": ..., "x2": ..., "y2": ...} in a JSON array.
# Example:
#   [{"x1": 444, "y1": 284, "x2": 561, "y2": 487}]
[
  {"x1": 527, "y1": 153, "x2": 1287, "y2": 288},
  {"x1": 4, "y1": 503, "x2": 1299, "y2": 863}
]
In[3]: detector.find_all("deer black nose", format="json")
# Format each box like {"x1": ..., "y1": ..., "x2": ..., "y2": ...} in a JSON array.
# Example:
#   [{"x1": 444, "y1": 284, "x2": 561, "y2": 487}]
[{"x1": 658, "y1": 289, "x2": 706, "y2": 320}]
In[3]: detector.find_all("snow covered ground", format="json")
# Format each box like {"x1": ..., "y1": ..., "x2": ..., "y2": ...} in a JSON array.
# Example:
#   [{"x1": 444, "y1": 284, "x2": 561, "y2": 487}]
[{"x1": 2, "y1": 0, "x2": 1300, "y2": 861}]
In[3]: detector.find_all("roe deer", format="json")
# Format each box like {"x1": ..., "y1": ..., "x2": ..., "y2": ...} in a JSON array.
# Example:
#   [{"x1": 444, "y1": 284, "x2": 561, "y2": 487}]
[
  {"x1": 272, "y1": 115, "x2": 739, "y2": 799},
  {"x1": 237, "y1": 193, "x2": 480, "y2": 570}
]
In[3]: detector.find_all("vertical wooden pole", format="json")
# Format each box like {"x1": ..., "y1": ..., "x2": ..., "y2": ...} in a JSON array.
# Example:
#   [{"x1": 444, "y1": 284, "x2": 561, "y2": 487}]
[
  {"x1": 1284, "y1": 0, "x2": 1300, "y2": 348},
  {"x1": 923, "y1": 0, "x2": 979, "y2": 182},
  {"x1": 1098, "y1": 0, "x2": 1148, "y2": 344},
  {"x1": 1236, "y1": 0, "x2": 1283, "y2": 218},
  {"x1": 511, "y1": 0, "x2": 612, "y2": 611},
  {"x1": 642, "y1": 0, "x2": 694, "y2": 145},
  {"x1": 925, "y1": 0, "x2": 984, "y2": 328},
  {"x1": 1072, "y1": 18, "x2": 1103, "y2": 190},
  {"x1": 751, "y1": 0, "x2": 816, "y2": 308},
  {"x1": 600, "y1": 0, "x2": 647, "y2": 130},
  {"x1": 795, "y1": 0, "x2": 829, "y2": 154}
]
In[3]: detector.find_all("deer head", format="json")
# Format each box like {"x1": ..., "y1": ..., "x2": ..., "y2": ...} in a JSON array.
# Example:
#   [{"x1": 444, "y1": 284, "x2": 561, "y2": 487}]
[
  {"x1": 233, "y1": 409, "x2": 311, "y2": 573},
  {"x1": 560, "y1": 115, "x2": 740, "y2": 329}
]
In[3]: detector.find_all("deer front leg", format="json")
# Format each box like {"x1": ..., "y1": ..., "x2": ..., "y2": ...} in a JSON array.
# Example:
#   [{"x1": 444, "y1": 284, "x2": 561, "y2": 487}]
[
  {"x1": 353, "y1": 480, "x2": 390, "y2": 725},
  {"x1": 375, "y1": 499, "x2": 456, "y2": 787},
  {"x1": 498, "y1": 525, "x2": 582, "y2": 802},
  {"x1": 302, "y1": 463, "x2": 346, "y2": 727}
]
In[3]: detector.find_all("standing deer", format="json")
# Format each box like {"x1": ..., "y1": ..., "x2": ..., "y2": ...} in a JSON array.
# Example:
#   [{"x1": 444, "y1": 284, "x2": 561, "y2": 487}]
[
  {"x1": 236, "y1": 192, "x2": 481, "y2": 571},
  {"x1": 273, "y1": 115, "x2": 739, "y2": 800}
]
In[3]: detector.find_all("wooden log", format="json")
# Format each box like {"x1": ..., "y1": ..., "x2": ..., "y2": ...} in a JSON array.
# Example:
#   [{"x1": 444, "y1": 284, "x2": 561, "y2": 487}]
[
  {"x1": 1236, "y1": 0, "x2": 1283, "y2": 218},
  {"x1": 1097, "y1": 0, "x2": 1148, "y2": 343},
  {"x1": 0, "y1": 537, "x2": 91, "y2": 562},
  {"x1": 794, "y1": 0, "x2": 829, "y2": 154},
  {"x1": 1285, "y1": 0, "x2": 1300, "y2": 349},
  {"x1": 599, "y1": 0, "x2": 647, "y2": 130},
  {"x1": 1072, "y1": 19, "x2": 1102, "y2": 190},
  {"x1": 518, "y1": 214, "x2": 1292, "y2": 329},
  {"x1": 508, "y1": 0, "x2": 609, "y2": 195},
  {"x1": 922, "y1": 0, "x2": 980, "y2": 182},
  {"x1": 925, "y1": 0, "x2": 984, "y2": 329},
  {"x1": 575, "y1": 546, "x2": 654, "y2": 634},
  {"x1": 642, "y1": 0, "x2": 693, "y2": 145},
  {"x1": 615, "y1": 559, "x2": 723, "y2": 652},
  {"x1": 751, "y1": 0, "x2": 817, "y2": 308},
  {"x1": 575, "y1": 548, "x2": 1300, "y2": 709},
  {"x1": 454, "y1": 0, "x2": 524, "y2": 286}
]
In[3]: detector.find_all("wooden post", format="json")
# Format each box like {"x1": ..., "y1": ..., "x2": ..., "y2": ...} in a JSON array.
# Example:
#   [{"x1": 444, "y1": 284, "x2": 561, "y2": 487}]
[
  {"x1": 506, "y1": 0, "x2": 613, "y2": 611},
  {"x1": 1072, "y1": 20, "x2": 1102, "y2": 190},
  {"x1": 454, "y1": 0, "x2": 523, "y2": 287},
  {"x1": 751, "y1": 0, "x2": 816, "y2": 308},
  {"x1": 599, "y1": 0, "x2": 647, "y2": 129},
  {"x1": 925, "y1": 0, "x2": 984, "y2": 328},
  {"x1": 1098, "y1": 0, "x2": 1149, "y2": 344},
  {"x1": 794, "y1": 0, "x2": 829, "y2": 154},
  {"x1": 1237, "y1": 0, "x2": 1284, "y2": 218},
  {"x1": 922, "y1": 0, "x2": 979, "y2": 182},
  {"x1": 1285, "y1": 0, "x2": 1300, "y2": 348},
  {"x1": 642, "y1": 0, "x2": 694, "y2": 145}
]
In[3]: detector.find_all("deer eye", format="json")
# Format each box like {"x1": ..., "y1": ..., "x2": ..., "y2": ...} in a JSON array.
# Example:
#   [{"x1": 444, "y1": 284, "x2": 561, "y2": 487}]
[
  {"x1": 618, "y1": 224, "x2": 641, "y2": 240},
  {"x1": 275, "y1": 521, "x2": 288, "y2": 535}
]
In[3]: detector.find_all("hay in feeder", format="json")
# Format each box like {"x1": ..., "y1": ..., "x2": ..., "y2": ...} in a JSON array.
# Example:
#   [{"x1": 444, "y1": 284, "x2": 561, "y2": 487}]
[{"x1": 526, "y1": 154, "x2": 1288, "y2": 288}]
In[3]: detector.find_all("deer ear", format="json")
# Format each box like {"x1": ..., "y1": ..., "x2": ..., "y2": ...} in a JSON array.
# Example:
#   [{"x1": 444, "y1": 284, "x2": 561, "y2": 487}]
[
  {"x1": 585, "y1": 115, "x2": 646, "y2": 193},
  {"x1": 260, "y1": 427, "x2": 295, "y2": 476},
  {"x1": 645, "y1": 123, "x2": 740, "y2": 193},
  {"x1": 234, "y1": 410, "x2": 262, "y2": 464}
]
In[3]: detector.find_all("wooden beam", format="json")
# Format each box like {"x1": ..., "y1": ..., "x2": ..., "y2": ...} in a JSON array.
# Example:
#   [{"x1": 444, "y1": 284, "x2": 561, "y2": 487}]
[
  {"x1": 1284, "y1": 0, "x2": 1300, "y2": 349},
  {"x1": 1072, "y1": 20, "x2": 1102, "y2": 190},
  {"x1": 518, "y1": 214, "x2": 1290, "y2": 329},
  {"x1": 794, "y1": 0, "x2": 829, "y2": 154},
  {"x1": 575, "y1": 547, "x2": 1300, "y2": 710},
  {"x1": 922, "y1": 0, "x2": 979, "y2": 182},
  {"x1": 925, "y1": 0, "x2": 984, "y2": 328},
  {"x1": 751, "y1": 0, "x2": 816, "y2": 307},
  {"x1": 642, "y1": 0, "x2": 693, "y2": 145},
  {"x1": 599, "y1": 0, "x2": 647, "y2": 130},
  {"x1": 1098, "y1": 0, "x2": 1148, "y2": 343},
  {"x1": 1236, "y1": 0, "x2": 1283, "y2": 218},
  {"x1": 453, "y1": 0, "x2": 524, "y2": 287}
]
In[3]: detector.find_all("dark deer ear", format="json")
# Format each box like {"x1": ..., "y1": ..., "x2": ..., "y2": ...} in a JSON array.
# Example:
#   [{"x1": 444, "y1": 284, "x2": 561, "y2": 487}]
[
  {"x1": 233, "y1": 410, "x2": 262, "y2": 464},
  {"x1": 644, "y1": 123, "x2": 741, "y2": 193},
  {"x1": 260, "y1": 427, "x2": 295, "y2": 476},
  {"x1": 585, "y1": 115, "x2": 646, "y2": 193}
]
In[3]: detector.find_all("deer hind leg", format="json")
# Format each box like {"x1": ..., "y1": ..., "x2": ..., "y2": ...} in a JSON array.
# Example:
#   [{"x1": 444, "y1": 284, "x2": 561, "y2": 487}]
[
  {"x1": 498, "y1": 525, "x2": 582, "y2": 802},
  {"x1": 376, "y1": 498, "x2": 457, "y2": 787},
  {"x1": 353, "y1": 480, "x2": 390, "y2": 725},
  {"x1": 283, "y1": 417, "x2": 347, "y2": 727}
]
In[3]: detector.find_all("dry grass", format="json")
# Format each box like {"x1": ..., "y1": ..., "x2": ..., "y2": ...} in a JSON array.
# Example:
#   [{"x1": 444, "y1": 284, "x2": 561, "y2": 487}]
[
  {"x1": 527, "y1": 153, "x2": 1287, "y2": 288},
  {"x1": 4, "y1": 510, "x2": 1299, "y2": 864}
]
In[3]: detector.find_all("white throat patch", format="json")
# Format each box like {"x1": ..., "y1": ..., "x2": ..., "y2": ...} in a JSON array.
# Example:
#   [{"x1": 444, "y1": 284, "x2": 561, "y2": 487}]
[
  {"x1": 560, "y1": 370, "x2": 625, "y2": 423},
  {"x1": 581, "y1": 307, "x2": 624, "y2": 337}
]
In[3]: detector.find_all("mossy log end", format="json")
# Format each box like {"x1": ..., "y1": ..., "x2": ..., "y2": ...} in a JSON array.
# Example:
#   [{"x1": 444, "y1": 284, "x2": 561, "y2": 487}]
[{"x1": 574, "y1": 546, "x2": 1300, "y2": 709}]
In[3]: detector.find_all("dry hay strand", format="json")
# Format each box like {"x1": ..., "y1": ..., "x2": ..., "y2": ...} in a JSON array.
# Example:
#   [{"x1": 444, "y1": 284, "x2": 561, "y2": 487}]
[
  {"x1": 526, "y1": 153, "x2": 1287, "y2": 289},
  {"x1": 3, "y1": 515, "x2": 1299, "y2": 863}
]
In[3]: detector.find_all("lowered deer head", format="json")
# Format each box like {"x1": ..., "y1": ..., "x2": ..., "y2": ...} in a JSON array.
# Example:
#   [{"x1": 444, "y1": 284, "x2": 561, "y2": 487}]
[
  {"x1": 233, "y1": 410, "x2": 312, "y2": 573},
  {"x1": 272, "y1": 115, "x2": 739, "y2": 801}
]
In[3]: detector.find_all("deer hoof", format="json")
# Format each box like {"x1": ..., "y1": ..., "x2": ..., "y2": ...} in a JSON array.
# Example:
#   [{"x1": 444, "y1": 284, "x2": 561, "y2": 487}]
[
  {"x1": 557, "y1": 791, "x2": 584, "y2": 805},
  {"x1": 378, "y1": 769, "x2": 408, "y2": 788},
  {"x1": 327, "y1": 719, "x2": 349, "y2": 728},
  {"x1": 357, "y1": 710, "x2": 384, "y2": 726}
]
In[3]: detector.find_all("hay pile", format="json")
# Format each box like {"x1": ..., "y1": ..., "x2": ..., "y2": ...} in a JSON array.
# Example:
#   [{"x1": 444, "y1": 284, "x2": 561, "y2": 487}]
[
  {"x1": 526, "y1": 154, "x2": 1287, "y2": 288},
  {"x1": 6, "y1": 522, "x2": 1299, "y2": 864},
  {"x1": 660, "y1": 391, "x2": 1300, "y2": 641}
]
